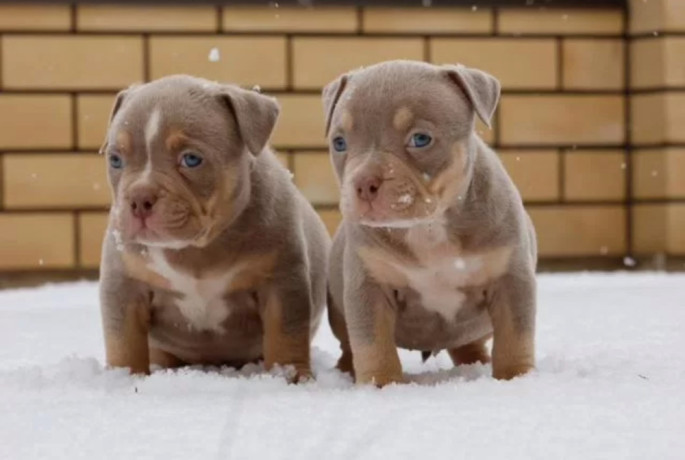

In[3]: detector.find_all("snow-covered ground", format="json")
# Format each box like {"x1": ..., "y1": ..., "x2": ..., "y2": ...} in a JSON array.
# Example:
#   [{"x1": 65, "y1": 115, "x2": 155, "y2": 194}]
[{"x1": 0, "y1": 273, "x2": 683, "y2": 459}]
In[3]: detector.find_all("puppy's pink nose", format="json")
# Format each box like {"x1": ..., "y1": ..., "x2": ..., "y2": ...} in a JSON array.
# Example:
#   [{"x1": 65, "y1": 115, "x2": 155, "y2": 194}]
[
  {"x1": 129, "y1": 191, "x2": 158, "y2": 219},
  {"x1": 355, "y1": 176, "x2": 382, "y2": 202}
]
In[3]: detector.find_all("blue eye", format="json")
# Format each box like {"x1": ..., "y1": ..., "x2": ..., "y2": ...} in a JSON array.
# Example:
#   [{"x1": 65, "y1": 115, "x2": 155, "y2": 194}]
[
  {"x1": 409, "y1": 133, "x2": 433, "y2": 148},
  {"x1": 181, "y1": 153, "x2": 203, "y2": 168},
  {"x1": 109, "y1": 154, "x2": 123, "y2": 169},
  {"x1": 332, "y1": 136, "x2": 347, "y2": 152}
]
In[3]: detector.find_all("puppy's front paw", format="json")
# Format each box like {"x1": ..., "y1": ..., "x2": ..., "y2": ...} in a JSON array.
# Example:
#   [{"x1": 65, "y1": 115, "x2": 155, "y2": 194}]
[
  {"x1": 356, "y1": 371, "x2": 406, "y2": 387},
  {"x1": 269, "y1": 363, "x2": 314, "y2": 384},
  {"x1": 493, "y1": 363, "x2": 533, "y2": 380},
  {"x1": 106, "y1": 363, "x2": 150, "y2": 376},
  {"x1": 291, "y1": 367, "x2": 314, "y2": 384}
]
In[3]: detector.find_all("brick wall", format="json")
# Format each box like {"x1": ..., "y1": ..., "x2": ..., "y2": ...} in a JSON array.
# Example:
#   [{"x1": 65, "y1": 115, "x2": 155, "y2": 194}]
[
  {"x1": 0, "y1": 2, "x2": 677, "y2": 277},
  {"x1": 629, "y1": 0, "x2": 685, "y2": 259}
]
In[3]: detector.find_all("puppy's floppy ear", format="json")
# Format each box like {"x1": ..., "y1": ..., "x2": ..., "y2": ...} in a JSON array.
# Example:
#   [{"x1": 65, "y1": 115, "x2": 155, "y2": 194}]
[
  {"x1": 322, "y1": 73, "x2": 350, "y2": 136},
  {"x1": 99, "y1": 86, "x2": 135, "y2": 154},
  {"x1": 444, "y1": 64, "x2": 500, "y2": 128},
  {"x1": 217, "y1": 85, "x2": 279, "y2": 156}
]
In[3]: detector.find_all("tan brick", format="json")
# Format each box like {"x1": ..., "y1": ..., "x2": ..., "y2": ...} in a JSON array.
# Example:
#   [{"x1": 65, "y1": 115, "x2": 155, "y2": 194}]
[
  {"x1": 499, "y1": 151, "x2": 559, "y2": 201},
  {"x1": 0, "y1": 5, "x2": 71, "y2": 30},
  {"x1": 630, "y1": 38, "x2": 667, "y2": 88},
  {"x1": 78, "y1": 95, "x2": 115, "y2": 150},
  {"x1": 563, "y1": 39, "x2": 624, "y2": 90},
  {"x1": 222, "y1": 7, "x2": 357, "y2": 33},
  {"x1": 364, "y1": 8, "x2": 492, "y2": 33},
  {"x1": 651, "y1": 94, "x2": 685, "y2": 144},
  {"x1": 0, "y1": 214, "x2": 74, "y2": 269},
  {"x1": 632, "y1": 204, "x2": 667, "y2": 254},
  {"x1": 630, "y1": 0, "x2": 685, "y2": 34},
  {"x1": 629, "y1": 39, "x2": 663, "y2": 89},
  {"x1": 293, "y1": 152, "x2": 339, "y2": 205},
  {"x1": 3, "y1": 154, "x2": 109, "y2": 209},
  {"x1": 630, "y1": 0, "x2": 664, "y2": 34},
  {"x1": 149, "y1": 37, "x2": 286, "y2": 89},
  {"x1": 632, "y1": 93, "x2": 685, "y2": 144},
  {"x1": 431, "y1": 38, "x2": 556, "y2": 89},
  {"x1": 292, "y1": 38, "x2": 423, "y2": 89},
  {"x1": 500, "y1": 95, "x2": 624, "y2": 145},
  {"x1": 667, "y1": 204, "x2": 685, "y2": 254},
  {"x1": 78, "y1": 5, "x2": 216, "y2": 31},
  {"x1": 631, "y1": 37, "x2": 685, "y2": 88},
  {"x1": 317, "y1": 209, "x2": 342, "y2": 236},
  {"x1": 660, "y1": 150, "x2": 685, "y2": 198},
  {"x1": 79, "y1": 212, "x2": 109, "y2": 268},
  {"x1": 631, "y1": 94, "x2": 664, "y2": 145},
  {"x1": 528, "y1": 206, "x2": 626, "y2": 257},
  {"x1": 564, "y1": 151, "x2": 626, "y2": 201},
  {"x1": 272, "y1": 95, "x2": 325, "y2": 148},
  {"x1": 633, "y1": 149, "x2": 666, "y2": 199},
  {"x1": 0, "y1": 95, "x2": 72, "y2": 149},
  {"x1": 632, "y1": 203, "x2": 685, "y2": 255},
  {"x1": 632, "y1": 203, "x2": 685, "y2": 254},
  {"x1": 2, "y1": 36, "x2": 143, "y2": 90},
  {"x1": 633, "y1": 149, "x2": 685, "y2": 199},
  {"x1": 499, "y1": 9, "x2": 623, "y2": 35}
]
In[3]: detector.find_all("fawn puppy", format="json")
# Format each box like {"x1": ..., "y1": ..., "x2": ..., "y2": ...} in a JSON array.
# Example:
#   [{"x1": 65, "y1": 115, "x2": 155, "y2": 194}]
[
  {"x1": 323, "y1": 61, "x2": 537, "y2": 386},
  {"x1": 99, "y1": 75, "x2": 329, "y2": 381}
]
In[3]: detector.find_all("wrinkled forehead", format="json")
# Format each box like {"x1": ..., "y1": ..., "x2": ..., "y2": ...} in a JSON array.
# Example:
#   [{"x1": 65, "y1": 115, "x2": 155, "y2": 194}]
[
  {"x1": 332, "y1": 67, "x2": 470, "y2": 134},
  {"x1": 108, "y1": 85, "x2": 232, "y2": 152}
]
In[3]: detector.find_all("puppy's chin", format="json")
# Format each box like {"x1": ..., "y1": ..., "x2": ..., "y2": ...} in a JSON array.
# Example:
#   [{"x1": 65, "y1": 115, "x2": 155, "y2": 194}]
[
  {"x1": 342, "y1": 198, "x2": 440, "y2": 229},
  {"x1": 359, "y1": 217, "x2": 436, "y2": 229},
  {"x1": 136, "y1": 238, "x2": 193, "y2": 250},
  {"x1": 123, "y1": 229, "x2": 198, "y2": 250}
]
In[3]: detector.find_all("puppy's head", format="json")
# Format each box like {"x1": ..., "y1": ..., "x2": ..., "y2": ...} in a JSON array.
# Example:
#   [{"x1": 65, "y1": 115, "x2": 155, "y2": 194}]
[
  {"x1": 322, "y1": 60, "x2": 500, "y2": 228},
  {"x1": 101, "y1": 75, "x2": 279, "y2": 248}
]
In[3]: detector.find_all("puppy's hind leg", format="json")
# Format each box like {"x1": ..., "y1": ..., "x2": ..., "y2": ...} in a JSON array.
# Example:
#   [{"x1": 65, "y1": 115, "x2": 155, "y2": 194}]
[
  {"x1": 261, "y1": 278, "x2": 314, "y2": 383},
  {"x1": 448, "y1": 335, "x2": 491, "y2": 366},
  {"x1": 149, "y1": 347, "x2": 186, "y2": 370},
  {"x1": 488, "y1": 270, "x2": 536, "y2": 380}
]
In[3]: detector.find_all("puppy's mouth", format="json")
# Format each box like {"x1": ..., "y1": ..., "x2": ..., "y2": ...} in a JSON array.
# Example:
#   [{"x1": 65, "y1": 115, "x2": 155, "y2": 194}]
[
  {"x1": 114, "y1": 199, "x2": 204, "y2": 250},
  {"x1": 341, "y1": 177, "x2": 440, "y2": 228}
]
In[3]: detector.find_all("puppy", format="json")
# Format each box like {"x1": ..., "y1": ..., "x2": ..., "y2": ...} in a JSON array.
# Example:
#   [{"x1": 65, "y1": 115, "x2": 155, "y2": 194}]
[
  {"x1": 99, "y1": 75, "x2": 329, "y2": 381},
  {"x1": 323, "y1": 61, "x2": 537, "y2": 386}
]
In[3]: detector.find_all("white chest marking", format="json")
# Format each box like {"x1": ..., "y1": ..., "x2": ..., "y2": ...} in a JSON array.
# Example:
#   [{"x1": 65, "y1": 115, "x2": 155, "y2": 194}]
[
  {"x1": 147, "y1": 249, "x2": 234, "y2": 333},
  {"x1": 400, "y1": 223, "x2": 483, "y2": 320}
]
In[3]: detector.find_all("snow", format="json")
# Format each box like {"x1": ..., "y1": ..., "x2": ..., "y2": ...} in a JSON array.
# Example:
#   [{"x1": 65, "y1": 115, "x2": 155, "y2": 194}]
[
  {"x1": 454, "y1": 257, "x2": 467, "y2": 271},
  {"x1": 0, "y1": 273, "x2": 684, "y2": 459},
  {"x1": 397, "y1": 193, "x2": 413, "y2": 205},
  {"x1": 623, "y1": 256, "x2": 637, "y2": 267},
  {"x1": 208, "y1": 47, "x2": 220, "y2": 63}
]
